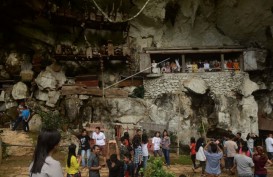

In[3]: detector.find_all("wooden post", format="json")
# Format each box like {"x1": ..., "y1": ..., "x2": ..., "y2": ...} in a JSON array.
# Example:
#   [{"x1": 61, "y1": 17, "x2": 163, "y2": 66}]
[
  {"x1": 182, "y1": 55, "x2": 186, "y2": 73},
  {"x1": 221, "y1": 54, "x2": 225, "y2": 71},
  {"x1": 0, "y1": 136, "x2": 2, "y2": 164}
]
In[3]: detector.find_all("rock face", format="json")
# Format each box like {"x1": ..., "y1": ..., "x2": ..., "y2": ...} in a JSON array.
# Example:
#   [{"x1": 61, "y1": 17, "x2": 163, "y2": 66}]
[
  {"x1": 28, "y1": 114, "x2": 42, "y2": 132},
  {"x1": 11, "y1": 82, "x2": 28, "y2": 100},
  {"x1": 240, "y1": 77, "x2": 259, "y2": 97},
  {"x1": 35, "y1": 70, "x2": 57, "y2": 90},
  {"x1": 183, "y1": 77, "x2": 208, "y2": 94}
]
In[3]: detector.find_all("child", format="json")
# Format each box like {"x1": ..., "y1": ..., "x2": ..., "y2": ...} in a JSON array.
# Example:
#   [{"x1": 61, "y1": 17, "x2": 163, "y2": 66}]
[
  {"x1": 189, "y1": 137, "x2": 196, "y2": 169},
  {"x1": 124, "y1": 153, "x2": 134, "y2": 177},
  {"x1": 21, "y1": 105, "x2": 30, "y2": 132}
]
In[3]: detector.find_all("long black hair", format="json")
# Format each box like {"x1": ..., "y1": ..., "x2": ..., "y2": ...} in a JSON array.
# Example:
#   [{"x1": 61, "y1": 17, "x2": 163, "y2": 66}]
[
  {"x1": 30, "y1": 129, "x2": 61, "y2": 173},
  {"x1": 142, "y1": 133, "x2": 148, "y2": 144},
  {"x1": 195, "y1": 137, "x2": 205, "y2": 152},
  {"x1": 67, "y1": 144, "x2": 77, "y2": 168}
]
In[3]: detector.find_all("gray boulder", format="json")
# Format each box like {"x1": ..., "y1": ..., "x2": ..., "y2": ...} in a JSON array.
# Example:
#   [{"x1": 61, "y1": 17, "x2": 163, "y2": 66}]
[
  {"x1": 183, "y1": 77, "x2": 208, "y2": 94},
  {"x1": 11, "y1": 82, "x2": 28, "y2": 100}
]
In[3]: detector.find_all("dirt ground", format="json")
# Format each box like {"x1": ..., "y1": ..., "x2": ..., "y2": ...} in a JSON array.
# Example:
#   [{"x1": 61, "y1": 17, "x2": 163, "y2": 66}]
[{"x1": 0, "y1": 128, "x2": 273, "y2": 177}]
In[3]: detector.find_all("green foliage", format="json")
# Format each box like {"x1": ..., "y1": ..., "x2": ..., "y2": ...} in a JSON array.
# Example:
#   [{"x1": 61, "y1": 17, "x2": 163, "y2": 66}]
[
  {"x1": 37, "y1": 110, "x2": 67, "y2": 130},
  {"x1": 143, "y1": 158, "x2": 175, "y2": 177},
  {"x1": 131, "y1": 85, "x2": 145, "y2": 98}
]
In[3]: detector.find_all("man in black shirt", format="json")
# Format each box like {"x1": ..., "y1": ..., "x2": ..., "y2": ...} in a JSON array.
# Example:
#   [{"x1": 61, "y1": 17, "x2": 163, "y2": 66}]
[
  {"x1": 107, "y1": 154, "x2": 124, "y2": 177},
  {"x1": 78, "y1": 129, "x2": 91, "y2": 167}
]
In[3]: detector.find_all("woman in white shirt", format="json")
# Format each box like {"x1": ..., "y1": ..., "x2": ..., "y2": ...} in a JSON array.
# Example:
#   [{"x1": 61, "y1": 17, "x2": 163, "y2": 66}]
[
  {"x1": 195, "y1": 137, "x2": 206, "y2": 176},
  {"x1": 152, "y1": 131, "x2": 162, "y2": 157},
  {"x1": 29, "y1": 129, "x2": 63, "y2": 177}
]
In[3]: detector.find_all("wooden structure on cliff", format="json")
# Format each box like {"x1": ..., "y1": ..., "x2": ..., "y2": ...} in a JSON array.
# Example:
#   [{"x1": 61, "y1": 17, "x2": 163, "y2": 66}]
[{"x1": 139, "y1": 46, "x2": 263, "y2": 74}]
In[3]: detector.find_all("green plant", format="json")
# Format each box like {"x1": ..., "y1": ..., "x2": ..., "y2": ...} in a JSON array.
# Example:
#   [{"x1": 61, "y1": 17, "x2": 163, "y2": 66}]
[
  {"x1": 143, "y1": 158, "x2": 175, "y2": 177},
  {"x1": 37, "y1": 110, "x2": 68, "y2": 130},
  {"x1": 131, "y1": 85, "x2": 145, "y2": 98}
]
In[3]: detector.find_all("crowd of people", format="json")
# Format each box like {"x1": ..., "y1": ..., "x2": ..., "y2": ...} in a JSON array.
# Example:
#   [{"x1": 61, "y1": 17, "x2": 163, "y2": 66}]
[
  {"x1": 28, "y1": 128, "x2": 273, "y2": 177},
  {"x1": 151, "y1": 59, "x2": 240, "y2": 74},
  {"x1": 190, "y1": 132, "x2": 273, "y2": 177},
  {"x1": 28, "y1": 128, "x2": 171, "y2": 177}
]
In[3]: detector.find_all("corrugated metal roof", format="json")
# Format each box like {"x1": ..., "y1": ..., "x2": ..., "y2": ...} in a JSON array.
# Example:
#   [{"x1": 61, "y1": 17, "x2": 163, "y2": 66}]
[{"x1": 258, "y1": 118, "x2": 273, "y2": 131}]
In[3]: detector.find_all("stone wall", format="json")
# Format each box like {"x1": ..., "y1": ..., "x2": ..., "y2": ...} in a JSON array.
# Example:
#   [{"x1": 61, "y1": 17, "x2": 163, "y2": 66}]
[{"x1": 144, "y1": 72, "x2": 247, "y2": 98}]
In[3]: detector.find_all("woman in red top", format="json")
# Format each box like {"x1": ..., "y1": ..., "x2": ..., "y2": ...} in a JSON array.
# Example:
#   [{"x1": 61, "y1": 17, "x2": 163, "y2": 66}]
[
  {"x1": 189, "y1": 137, "x2": 197, "y2": 170},
  {"x1": 253, "y1": 146, "x2": 273, "y2": 177}
]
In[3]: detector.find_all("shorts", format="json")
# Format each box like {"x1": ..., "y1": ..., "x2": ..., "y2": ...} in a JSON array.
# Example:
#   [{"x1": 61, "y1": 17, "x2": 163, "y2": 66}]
[
  {"x1": 98, "y1": 145, "x2": 106, "y2": 156},
  {"x1": 225, "y1": 157, "x2": 234, "y2": 169},
  {"x1": 267, "y1": 152, "x2": 273, "y2": 160}
]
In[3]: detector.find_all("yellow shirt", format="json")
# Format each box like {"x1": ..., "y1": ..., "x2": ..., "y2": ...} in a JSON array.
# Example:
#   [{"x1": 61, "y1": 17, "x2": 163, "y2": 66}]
[{"x1": 66, "y1": 155, "x2": 80, "y2": 175}]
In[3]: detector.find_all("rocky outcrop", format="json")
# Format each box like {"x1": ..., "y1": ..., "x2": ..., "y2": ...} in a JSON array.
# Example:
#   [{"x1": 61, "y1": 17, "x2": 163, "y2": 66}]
[
  {"x1": 11, "y1": 82, "x2": 28, "y2": 100},
  {"x1": 35, "y1": 70, "x2": 57, "y2": 90},
  {"x1": 183, "y1": 77, "x2": 208, "y2": 94},
  {"x1": 240, "y1": 77, "x2": 259, "y2": 97},
  {"x1": 28, "y1": 114, "x2": 42, "y2": 132}
]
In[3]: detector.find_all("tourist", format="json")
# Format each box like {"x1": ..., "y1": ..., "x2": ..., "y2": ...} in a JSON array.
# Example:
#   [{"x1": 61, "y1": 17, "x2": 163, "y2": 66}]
[
  {"x1": 162, "y1": 130, "x2": 171, "y2": 167},
  {"x1": 22, "y1": 105, "x2": 30, "y2": 132},
  {"x1": 204, "y1": 141, "x2": 223, "y2": 177},
  {"x1": 78, "y1": 129, "x2": 91, "y2": 167},
  {"x1": 106, "y1": 154, "x2": 123, "y2": 177},
  {"x1": 246, "y1": 133, "x2": 257, "y2": 156},
  {"x1": 195, "y1": 137, "x2": 206, "y2": 176},
  {"x1": 124, "y1": 153, "x2": 134, "y2": 177},
  {"x1": 236, "y1": 132, "x2": 243, "y2": 148},
  {"x1": 66, "y1": 144, "x2": 81, "y2": 177},
  {"x1": 29, "y1": 129, "x2": 63, "y2": 177},
  {"x1": 152, "y1": 131, "x2": 162, "y2": 157},
  {"x1": 12, "y1": 100, "x2": 25, "y2": 131},
  {"x1": 265, "y1": 133, "x2": 273, "y2": 161},
  {"x1": 232, "y1": 145, "x2": 254, "y2": 177},
  {"x1": 119, "y1": 137, "x2": 129, "y2": 161},
  {"x1": 123, "y1": 132, "x2": 130, "y2": 147},
  {"x1": 88, "y1": 145, "x2": 102, "y2": 177},
  {"x1": 132, "y1": 136, "x2": 142, "y2": 177},
  {"x1": 189, "y1": 137, "x2": 196, "y2": 169},
  {"x1": 223, "y1": 135, "x2": 238, "y2": 174},
  {"x1": 141, "y1": 133, "x2": 149, "y2": 169},
  {"x1": 92, "y1": 127, "x2": 106, "y2": 165},
  {"x1": 253, "y1": 146, "x2": 273, "y2": 177},
  {"x1": 239, "y1": 141, "x2": 251, "y2": 157}
]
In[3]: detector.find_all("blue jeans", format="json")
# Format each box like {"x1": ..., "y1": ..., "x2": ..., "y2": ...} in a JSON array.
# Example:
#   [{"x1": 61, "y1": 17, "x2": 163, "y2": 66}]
[
  {"x1": 162, "y1": 148, "x2": 170, "y2": 165},
  {"x1": 81, "y1": 149, "x2": 91, "y2": 166},
  {"x1": 255, "y1": 175, "x2": 267, "y2": 177},
  {"x1": 142, "y1": 156, "x2": 148, "y2": 169}
]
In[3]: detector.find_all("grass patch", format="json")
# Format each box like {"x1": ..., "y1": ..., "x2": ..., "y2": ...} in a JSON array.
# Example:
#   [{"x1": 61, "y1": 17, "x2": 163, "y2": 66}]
[
  {"x1": 148, "y1": 155, "x2": 192, "y2": 165},
  {"x1": 172, "y1": 155, "x2": 192, "y2": 165}
]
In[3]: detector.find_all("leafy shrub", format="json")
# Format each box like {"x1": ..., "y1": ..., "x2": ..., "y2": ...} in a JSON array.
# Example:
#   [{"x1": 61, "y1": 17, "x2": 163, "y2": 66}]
[
  {"x1": 143, "y1": 158, "x2": 175, "y2": 177},
  {"x1": 37, "y1": 110, "x2": 67, "y2": 130},
  {"x1": 131, "y1": 85, "x2": 145, "y2": 98}
]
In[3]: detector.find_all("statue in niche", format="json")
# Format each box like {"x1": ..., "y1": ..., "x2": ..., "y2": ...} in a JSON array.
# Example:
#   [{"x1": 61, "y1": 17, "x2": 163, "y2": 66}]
[
  {"x1": 151, "y1": 60, "x2": 159, "y2": 74},
  {"x1": 86, "y1": 46, "x2": 93, "y2": 58}
]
